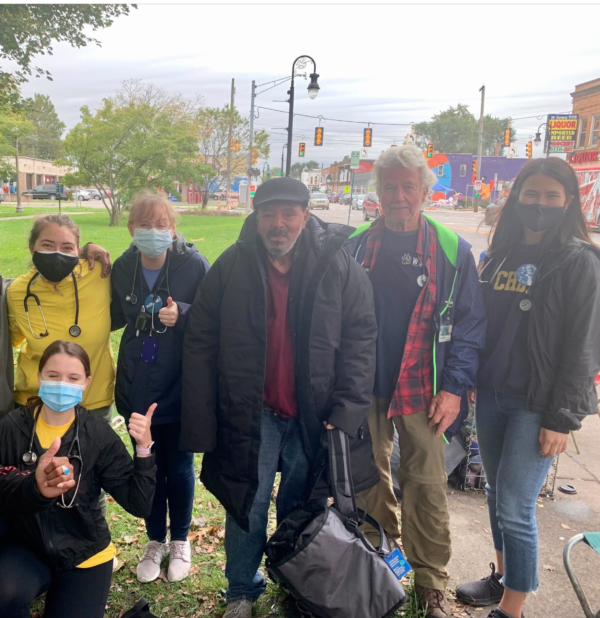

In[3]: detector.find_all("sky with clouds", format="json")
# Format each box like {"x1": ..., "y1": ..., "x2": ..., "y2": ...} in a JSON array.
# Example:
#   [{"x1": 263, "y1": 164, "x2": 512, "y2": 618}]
[{"x1": 14, "y1": 1, "x2": 600, "y2": 168}]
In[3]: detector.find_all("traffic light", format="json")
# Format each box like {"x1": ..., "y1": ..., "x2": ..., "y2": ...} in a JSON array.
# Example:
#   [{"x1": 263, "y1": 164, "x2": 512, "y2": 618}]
[
  {"x1": 426, "y1": 143, "x2": 434, "y2": 158},
  {"x1": 298, "y1": 142, "x2": 306, "y2": 157},
  {"x1": 471, "y1": 160, "x2": 477, "y2": 173},
  {"x1": 252, "y1": 147, "x2": 258, "y2": 164},
  {"x1": 472, "y1": 173, "x2": 476, "y2": 183},
  {"x1": 314, "y1": 127, "x2": 324, "y2": 146},
  {"x1": 363, "y1": 128, "x2": 373, "y2": 148},
  {"x1": 230, "y1": 139, "x2": 241, "y2": 153},
  {"x1": 504, "y1": 128, "x2": 511, "y2": 147},
  {"x1": 525, "y1": 141, "x2": 532, "y2": 158}
]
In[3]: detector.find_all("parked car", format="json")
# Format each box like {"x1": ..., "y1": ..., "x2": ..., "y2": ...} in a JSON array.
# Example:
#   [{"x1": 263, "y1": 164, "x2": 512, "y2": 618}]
[
  {"x1": 85, "y1": 188, "x2": 103, "y2": 200},
  {"x1": 308, "y1": 192, "x2": 329, "y2": 210},
  {"x1": 328, "y1": 192, "x2": 340, "y2": 203},
  {"x1": 362, "y1": 192, "x2": 382, "y2": 220},
  {"x1": 339, "y1": 194, "x2": 352, "y2": 205},
  {"x1": 22, "y1": 185, "x2": 69, "y2": 200},
  {"x1": 72, "y1": 189, "x2": 92, "y2": 201},
  {"x1": 484, "y1": 196, "x2": 507, "y2": 226},
  {"x1": 351, "y1": 194, "x2": 366, "y2": 210}
]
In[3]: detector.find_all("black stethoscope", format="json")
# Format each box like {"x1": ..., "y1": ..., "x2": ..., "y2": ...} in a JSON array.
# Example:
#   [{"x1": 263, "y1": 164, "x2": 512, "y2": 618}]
[
  {"x1": 24, "y1": 271, "x2": 81, "y2": 339},
  {"x1": 23, "y1": 406, "x2": 84, "y2": 509}
]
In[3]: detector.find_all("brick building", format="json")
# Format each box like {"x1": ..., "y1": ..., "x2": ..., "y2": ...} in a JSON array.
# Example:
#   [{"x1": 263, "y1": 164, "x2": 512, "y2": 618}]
[
  {"x1": 2, "y1": 156, "x2": 71, "y2": 193},
  {"x1": 568, "y1": 77, "x2": 600, "y2": 167}
]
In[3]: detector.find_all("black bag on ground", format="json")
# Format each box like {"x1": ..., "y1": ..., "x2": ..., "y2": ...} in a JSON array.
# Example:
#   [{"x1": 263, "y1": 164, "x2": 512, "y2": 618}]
[{"x1": 265, "y1": 428, "x2": 406, "y2": 618}]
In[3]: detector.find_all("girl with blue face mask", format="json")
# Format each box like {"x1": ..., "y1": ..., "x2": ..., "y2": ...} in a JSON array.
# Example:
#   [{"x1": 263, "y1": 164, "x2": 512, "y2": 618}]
[
  {"x1": 0, "y1": 340, "x2": 156, "y2": 618},
  {"x1": 110, "y1": 190, "x2": 210, "y2": 585}
]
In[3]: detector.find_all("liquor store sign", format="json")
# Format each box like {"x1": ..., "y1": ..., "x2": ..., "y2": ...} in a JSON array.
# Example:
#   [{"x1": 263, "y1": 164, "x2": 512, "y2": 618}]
[{"x1": 547, "y1": 114, "x2": 578, "y2": 153}]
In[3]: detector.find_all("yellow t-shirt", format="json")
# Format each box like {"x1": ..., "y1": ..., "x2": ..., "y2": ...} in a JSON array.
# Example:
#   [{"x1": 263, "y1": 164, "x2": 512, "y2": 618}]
[
  {"x1": 7, "y1": 261, "x2": 115, "y2": 410},
  {"x1": 36, "y1": 414, "x2": 116, "y2": 568}
]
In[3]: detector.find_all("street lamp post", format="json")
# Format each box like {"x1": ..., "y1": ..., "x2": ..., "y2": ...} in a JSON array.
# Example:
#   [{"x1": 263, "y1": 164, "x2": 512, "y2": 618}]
[
  {"x1": 12, "y1": 127, "x2": 22, "y2": 214},
  {"x1": 281, "y1": 143, "x2": 287, "y2": 176},
  {"x1": 534, "y1": 123, "x2": 549, "y2": 158},
  {"x1": 285, "y1": 55, "x2": 320, "y2": 177}
]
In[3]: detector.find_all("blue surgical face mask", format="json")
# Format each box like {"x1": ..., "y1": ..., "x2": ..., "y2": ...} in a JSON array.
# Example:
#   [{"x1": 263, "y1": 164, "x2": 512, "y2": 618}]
[
  {"x1": 39, "y1": 381, "x2": 84, "y2": 413},
  {"x1": 132, "y1": 228, "x2": 173, "y2": 258}
]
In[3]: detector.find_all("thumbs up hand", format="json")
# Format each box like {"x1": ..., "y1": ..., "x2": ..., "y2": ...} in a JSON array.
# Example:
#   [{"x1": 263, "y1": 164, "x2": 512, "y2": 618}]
[
  {"x1": 128, "y1": 403, "x2": 157, "y2": 454},
  {"x1": 158, "y1": 296, "x2": 179, "y2": 328},
  {"x1": 35, "y1": 438, "x2": 76, "y2": 499}
]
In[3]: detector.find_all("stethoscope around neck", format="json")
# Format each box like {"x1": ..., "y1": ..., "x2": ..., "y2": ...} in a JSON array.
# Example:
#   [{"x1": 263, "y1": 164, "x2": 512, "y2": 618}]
[
  {"x1": 23, "y1": 406, "x2": 84, "y2": 509},
  {"x1": 24, "y1": 271, "x2": 81, "y2": 339}
]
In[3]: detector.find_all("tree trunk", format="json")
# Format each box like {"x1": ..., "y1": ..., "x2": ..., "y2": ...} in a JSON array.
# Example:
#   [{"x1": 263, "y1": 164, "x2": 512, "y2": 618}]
[
  {"x1": 109, "y1": 200, "x2": 121, "y2": 226},
  {"x1": 202, "y1": 184, "x2": 209, "y2": 210}
]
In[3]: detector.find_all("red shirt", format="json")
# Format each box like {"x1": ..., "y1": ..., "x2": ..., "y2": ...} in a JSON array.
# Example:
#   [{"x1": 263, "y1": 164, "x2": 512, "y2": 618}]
[{"x1": 263, "y1": 259, "x2": 297, "y2": 418}]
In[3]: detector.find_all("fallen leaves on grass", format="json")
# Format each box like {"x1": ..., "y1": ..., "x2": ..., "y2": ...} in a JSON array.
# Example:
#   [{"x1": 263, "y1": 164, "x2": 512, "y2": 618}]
[{"x1": 561, "y1": 523, "x2": 571, "y2": 530}]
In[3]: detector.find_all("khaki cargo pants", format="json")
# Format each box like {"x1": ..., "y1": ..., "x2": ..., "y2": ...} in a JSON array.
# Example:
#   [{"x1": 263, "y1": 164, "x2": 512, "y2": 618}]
[{"x1": 357, "y1": 397, "x2": 451, "y2": 590}]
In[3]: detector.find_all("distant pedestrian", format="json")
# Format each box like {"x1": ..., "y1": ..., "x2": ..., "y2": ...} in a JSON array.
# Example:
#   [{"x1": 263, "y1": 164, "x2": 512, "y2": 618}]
[
  {"x1": 345, "y1": 145, "x2": 487, "y2": 618},
  {"x1": 181, "y1": 177, "x2": 378, "y2": 618},
  {"x1": 456, "y1": 158, "x2": 600, "y2": 618}
]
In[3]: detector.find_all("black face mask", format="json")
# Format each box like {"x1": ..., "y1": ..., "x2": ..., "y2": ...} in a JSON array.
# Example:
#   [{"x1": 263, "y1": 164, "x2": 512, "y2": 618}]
[
  {"x1": 514, "y1": 201, "x2": 566, "y2": 233},
  {"x1": 32, "y1": 251, "x2": 80, "y2": 282}
]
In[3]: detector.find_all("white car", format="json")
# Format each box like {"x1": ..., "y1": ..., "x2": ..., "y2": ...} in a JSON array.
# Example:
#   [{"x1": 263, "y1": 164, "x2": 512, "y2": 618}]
[
  {"x1": 352, "y1": 194, "x2": 366, "y2": 210},
  {"x1": 308, "y1": 192, "x2": 329, "y2": 210},
  {"x1": 85, "y1": 188, "x2": 103, "y2": 200},
  {"x1": 72, "y1": 189, "x2": 92, "y2": 201}
]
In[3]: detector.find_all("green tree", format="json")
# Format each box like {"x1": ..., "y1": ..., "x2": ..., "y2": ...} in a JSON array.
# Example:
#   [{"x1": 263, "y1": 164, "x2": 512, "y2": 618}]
[
  {"x1": 0, "y1": 105, "x2": 34, "y2": 180},
  {"x1": 20, "y1": 94, "x2": 66, "y2": 160},
  {"x1": 415, "y1": 104, "x2": 514, "y2": 156},
  {"x1": 0, "y1": 4, "x2": 134, "y2": 106},
  {"x1": 290, "y1": 160, "x2": 319, "y2": 179},
  {"x1": 197, "y1": 105, "x2": 270, "y2": 209},
  {"x1": 61, "y1": 81, "x2": 208, "y2": 226}
]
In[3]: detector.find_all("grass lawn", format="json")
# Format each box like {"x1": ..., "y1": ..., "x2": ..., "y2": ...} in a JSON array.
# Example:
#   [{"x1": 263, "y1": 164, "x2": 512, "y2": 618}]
[
  {"x1": 0, "y1": 205, "x2": 100, "y2": 218},
  {"x1": 2, "y1": 212, "x2": 429, "y2": 617}
]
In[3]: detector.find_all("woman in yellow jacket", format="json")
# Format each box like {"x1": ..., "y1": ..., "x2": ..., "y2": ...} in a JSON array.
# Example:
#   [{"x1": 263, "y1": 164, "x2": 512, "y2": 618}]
[{"x1": 7, "y1": 214, "x2": 115, "y2": 424}]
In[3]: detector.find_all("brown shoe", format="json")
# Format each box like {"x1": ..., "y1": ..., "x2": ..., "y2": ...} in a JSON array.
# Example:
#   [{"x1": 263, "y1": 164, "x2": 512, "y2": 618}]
[{"x1": 415, "y1": 585, "x2": 451, "y2": 618}]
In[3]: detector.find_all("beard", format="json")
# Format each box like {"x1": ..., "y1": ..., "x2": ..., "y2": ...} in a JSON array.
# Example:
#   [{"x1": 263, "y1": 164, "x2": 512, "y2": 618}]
[{"x1": 259, "y1": 227, "x2": 302, "y2": 258}]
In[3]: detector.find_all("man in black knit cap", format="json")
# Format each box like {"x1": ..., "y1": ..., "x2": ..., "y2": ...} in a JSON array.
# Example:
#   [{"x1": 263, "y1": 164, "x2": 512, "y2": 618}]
[{"x1": 181, "y1": 177, "x2": 379, "y2": 617}]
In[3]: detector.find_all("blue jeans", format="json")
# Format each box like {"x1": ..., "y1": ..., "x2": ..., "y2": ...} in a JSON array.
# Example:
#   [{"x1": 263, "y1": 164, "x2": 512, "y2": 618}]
[
  {"x1": 476, "y1": 385, "x2": 555, "y2": 593},
  {"x1": 224, "y1": 409, "x2": 311, "y2": 602},
  {"x1": 145, "y1": 422, "x2": 195, "y2": 542}
]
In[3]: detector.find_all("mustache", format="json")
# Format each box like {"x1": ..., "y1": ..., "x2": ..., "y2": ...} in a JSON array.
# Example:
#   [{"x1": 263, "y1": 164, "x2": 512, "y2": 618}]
[{"x1": 266, "y1": 228, "x2": 290, "y2": 239}]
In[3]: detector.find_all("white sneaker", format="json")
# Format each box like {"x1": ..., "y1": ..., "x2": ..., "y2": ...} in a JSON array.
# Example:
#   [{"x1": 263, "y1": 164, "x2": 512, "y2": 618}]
[
  {"x1": 167, "y1": 539, "x2": 192, "y2": 582},
  {"x1": 136, "y1": 540, "x2": 170, "y2": 583},
  {"x1": 223, "y1": 600, "x2": 254, "y2": 618}
]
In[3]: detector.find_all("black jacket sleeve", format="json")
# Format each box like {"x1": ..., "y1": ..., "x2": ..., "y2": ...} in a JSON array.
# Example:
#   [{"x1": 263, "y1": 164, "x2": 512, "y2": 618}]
[
  {"x1": 546, "y1": 249, "x2": 600, "y2": 433},
  {"x1": 180, "y1": 252, "x2": 231, "y2": 453},
  {"x1": 327, "y1": 252, "x2": 377, "y2": 437},
  {"x1": 110, "y1": 270, "x2": 127, "y2": 331},
  {"x1": 0, "y1": 466, "x2": 54, "y2": 515},
  {"x1": 96, "y1": 430, "x2": 156, "y2": 518}
]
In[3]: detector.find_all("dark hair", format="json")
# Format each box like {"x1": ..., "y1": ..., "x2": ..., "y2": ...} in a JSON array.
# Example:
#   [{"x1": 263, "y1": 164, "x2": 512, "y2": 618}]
[
  {"x1": 28, "y1": 214, "x2": 81, "y2": 249},
  {"x1": 488, "y1": 157, "x2": 592, "y2": 258},
  {"x1": 26, "y1": 340, "x2": 91, "y2": 409}
]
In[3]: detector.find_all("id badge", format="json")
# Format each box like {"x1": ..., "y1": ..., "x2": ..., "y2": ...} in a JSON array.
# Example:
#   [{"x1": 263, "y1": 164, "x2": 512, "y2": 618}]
[
  {"x1": 140, "y1": 334, "x2": 158, "y2": 363},
  {"x1": 384, "y1": 547, "x2": 412, "y2": 580},
  {"x1": 438, "y1": 323, "x2": 453, "y2": 343}
]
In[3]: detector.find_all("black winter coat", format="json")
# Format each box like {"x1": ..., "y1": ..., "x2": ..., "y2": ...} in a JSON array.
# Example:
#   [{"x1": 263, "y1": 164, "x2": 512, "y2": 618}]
[
  {"x1": 181, "y1": 213, "x2": 379, "y2": 531},
  {"x1": 481, "y1": 240, "x2": 600, "y2": 433},
  {"x1": 111, "y1": 234, "x2": 210, "y2": 424},
  {"x1": 0, "y1": 406, "x2": 156, "y2": 571}
]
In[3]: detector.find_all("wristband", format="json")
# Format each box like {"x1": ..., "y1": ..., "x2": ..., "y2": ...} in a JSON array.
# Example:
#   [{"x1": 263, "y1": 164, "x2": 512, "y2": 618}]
[{"x1": 136, "y1": 441, "x2": 154, "y2": 456}]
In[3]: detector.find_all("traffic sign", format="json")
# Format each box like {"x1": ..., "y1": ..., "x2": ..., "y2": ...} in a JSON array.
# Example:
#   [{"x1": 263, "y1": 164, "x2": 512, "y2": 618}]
[
  {"x1": 474, "y1": 181, "x2": 482, "y2": 191},
  {"x1": 350, "y1": 150, "x2": 360, "y2": 170},
  {"x1": 344, "y1": 186, "x2": 350, "y2": 194}
]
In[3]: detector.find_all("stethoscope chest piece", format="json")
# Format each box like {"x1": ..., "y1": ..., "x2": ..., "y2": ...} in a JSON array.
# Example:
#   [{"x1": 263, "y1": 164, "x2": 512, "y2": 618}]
[
  {"x1": 22, "y1": 451, "x2": 37, "y2": 465},
  {"x1": 69, "y1": 325, "x2": 81, "y2": 337},
  {"x1": 126, "y1": 293, "x2": 138, "y2": 305}
]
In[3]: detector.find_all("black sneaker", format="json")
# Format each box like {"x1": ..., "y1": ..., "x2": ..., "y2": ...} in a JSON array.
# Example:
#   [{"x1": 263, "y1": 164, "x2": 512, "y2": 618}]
[
  {"x1": 456, "y1": 562, "x2": 504, "y2": 606},
  {"x1": 486, "y1": 609, "x2": 526, "y2": 618}
]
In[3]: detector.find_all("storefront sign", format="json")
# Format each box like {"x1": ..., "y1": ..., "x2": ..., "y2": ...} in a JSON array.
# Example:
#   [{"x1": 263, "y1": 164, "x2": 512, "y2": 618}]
[
  {"x1": 547, "y1": 114, "x2": 579, "y2": 153},
  {"x1": 568, "y1": 151, "x2": 599, "y2": 164}
]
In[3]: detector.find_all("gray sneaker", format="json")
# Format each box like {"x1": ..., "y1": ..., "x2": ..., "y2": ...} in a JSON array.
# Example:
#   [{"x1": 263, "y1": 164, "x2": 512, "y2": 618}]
[
  {"x1": 136, "y1": 540, "x2": 169, "y2": 583},
  {"x1": 223, "y1": 599, "x2": 254, "y2": 618}
]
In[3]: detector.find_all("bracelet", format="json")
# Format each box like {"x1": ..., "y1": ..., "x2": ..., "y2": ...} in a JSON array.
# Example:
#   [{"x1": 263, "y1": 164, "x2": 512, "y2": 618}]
[{"x1": 136, "y1": 441, "x2": 154, "y2": 456}]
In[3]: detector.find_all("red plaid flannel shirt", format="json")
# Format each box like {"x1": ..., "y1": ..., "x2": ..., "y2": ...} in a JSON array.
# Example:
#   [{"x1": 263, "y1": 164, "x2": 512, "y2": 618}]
[{"x1": 361, "y1": 215, "x2": 438, "y2": 417}]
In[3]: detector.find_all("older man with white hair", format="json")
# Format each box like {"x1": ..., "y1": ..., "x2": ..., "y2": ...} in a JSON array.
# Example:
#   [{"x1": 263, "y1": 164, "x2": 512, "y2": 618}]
[{"x1": 345, "y1": 145, "x2": 486, "y2": 618}]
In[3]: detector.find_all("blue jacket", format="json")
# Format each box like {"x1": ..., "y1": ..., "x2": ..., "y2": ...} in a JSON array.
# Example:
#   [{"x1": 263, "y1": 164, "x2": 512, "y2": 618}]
[
  {"x1": 344, "y1": 215, "x2": 487, "y2": 437},
  {"x1": 111, "y1": 234, "x2": 210, "y2": 425}
]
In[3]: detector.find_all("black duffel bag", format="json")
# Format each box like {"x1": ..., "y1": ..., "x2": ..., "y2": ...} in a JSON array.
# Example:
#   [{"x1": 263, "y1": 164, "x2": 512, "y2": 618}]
[{"x1": 265, "y1": 428, "x2": 407, "y2": 618}]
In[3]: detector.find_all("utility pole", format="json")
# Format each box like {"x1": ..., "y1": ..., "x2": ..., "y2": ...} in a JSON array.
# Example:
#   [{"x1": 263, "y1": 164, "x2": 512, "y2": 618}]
[
  {"x1": 246, "y1": 80, "x2": 256, "y2": 213},
  {"x1": 14, "y1": 131, "x2": 22, "y2": 214},
  {"x1": 225, "y1": 78, "x2": 235, "y2": 209},
  {"x1": 474, "y1": 85, "x2": 485, "y2": 213}
]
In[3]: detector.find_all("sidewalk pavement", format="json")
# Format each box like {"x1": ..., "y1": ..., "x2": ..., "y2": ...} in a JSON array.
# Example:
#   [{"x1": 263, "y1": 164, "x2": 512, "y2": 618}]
[
  {"x1": 0, "y1": 212, "x2": 97, "y2": 222},
  {"x1": 448, "y1": 413, "x2": 600, "y2": 618}
]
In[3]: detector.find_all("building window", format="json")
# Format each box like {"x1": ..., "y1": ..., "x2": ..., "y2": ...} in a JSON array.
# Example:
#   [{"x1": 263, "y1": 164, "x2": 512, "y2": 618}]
[
  {"x1": 590, "y1": 115, "x2": 600, "y2": 147},
  {"x1": 460, "y1": 164, "x2": 466, "y2": 177},
  {"x1": 437, "y1": 165, "x2": 444, "y2": 176},
  {"x1": 36, "y1": 174, "x2": 43, "y2": 186},
  {"x1": 26, "y1": 173, "x2": 33, "y2": 190},
  {"x1": 577, "y1": 117, "x2": 588, "y2": 148}
]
